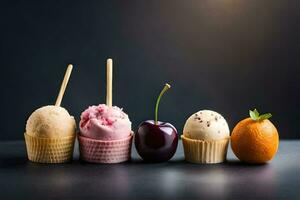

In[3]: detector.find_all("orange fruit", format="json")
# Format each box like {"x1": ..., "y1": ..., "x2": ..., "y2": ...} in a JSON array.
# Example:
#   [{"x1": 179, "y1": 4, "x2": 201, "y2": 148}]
[{"x1": 231, "y1": 109, "x2": 279, "y2": 164}]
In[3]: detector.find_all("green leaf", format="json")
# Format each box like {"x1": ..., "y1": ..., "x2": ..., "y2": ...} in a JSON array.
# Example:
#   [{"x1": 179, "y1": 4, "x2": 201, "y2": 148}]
[
  {"x1": 258, "y1": 113, "x2": 272, "y2": 120},
  {"x1": 249, "y1": 108, "x2": 272, "y2": 121},
  {"x1": 249, "y1": 109, "x2": 259, "y2": 120},
  {"x1": 253, "y1": 109, "x2": 259, "y2": 117}
]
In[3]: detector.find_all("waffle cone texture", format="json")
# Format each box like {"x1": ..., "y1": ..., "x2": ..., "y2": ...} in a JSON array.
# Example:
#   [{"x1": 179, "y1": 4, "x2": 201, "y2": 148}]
[
  {"x1": 78, "y1": 133, "x2": 133, "y2": 164},
  {"x1": 24, "y1": 133, "x2": 75, "y2": 163},
  {"x1": 181, "y1": 135, "x2": 229, "y2": 164}
]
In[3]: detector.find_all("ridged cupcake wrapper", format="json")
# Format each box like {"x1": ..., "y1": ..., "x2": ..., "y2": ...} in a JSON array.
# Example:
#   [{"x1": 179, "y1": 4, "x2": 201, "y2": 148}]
[
  {"x1": 78, "y1": 134, "x2": 133, "y2": 164},
  {"x1": 24, "y1": 133, "x2": 75, "y2": 164},
  {"x1": 181, "y1": 135, "x2": 229, "y2": 164}
]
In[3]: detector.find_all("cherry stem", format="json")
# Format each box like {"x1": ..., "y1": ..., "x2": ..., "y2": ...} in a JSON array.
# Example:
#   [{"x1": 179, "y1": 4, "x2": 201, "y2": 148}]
[{"x1": 155, "y1": 83, "x2": 171, "y2": 125}]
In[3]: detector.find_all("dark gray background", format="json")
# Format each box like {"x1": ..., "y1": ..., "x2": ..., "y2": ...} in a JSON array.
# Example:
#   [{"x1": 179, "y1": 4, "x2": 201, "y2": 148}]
[{"x1": 1, "y1": 0, "x2": 299, "y2": 140}]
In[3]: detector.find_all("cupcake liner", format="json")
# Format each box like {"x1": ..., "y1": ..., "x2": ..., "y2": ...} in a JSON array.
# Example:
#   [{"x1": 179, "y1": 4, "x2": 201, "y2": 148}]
[
  {"x1": 78, "y1": 133, "x2": 133, "y2": 164},
  {"x1": 181, "y1": 135, "x2": 229, "y2": 164},
  {"x1": 24, "y1": 133, "x2": 75, "y2": 163}
]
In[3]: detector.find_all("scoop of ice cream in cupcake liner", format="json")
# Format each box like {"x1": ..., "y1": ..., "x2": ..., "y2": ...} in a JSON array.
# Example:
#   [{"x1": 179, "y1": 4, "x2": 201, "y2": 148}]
[
  {"x1": 181, "y1": 110, "x2": 230, "y2": 164},
  {"x1": 24, "y1": 105, "x2": 76, "y2": 163},
  {"x1": 78, "y1": 104, "x2": 133, "y2": 164}
]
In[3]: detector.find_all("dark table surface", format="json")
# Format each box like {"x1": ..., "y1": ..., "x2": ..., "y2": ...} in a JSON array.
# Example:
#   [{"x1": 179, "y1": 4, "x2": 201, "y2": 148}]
[{"x1": 0, "y1": 140, "x2": 299, "y2": 200}]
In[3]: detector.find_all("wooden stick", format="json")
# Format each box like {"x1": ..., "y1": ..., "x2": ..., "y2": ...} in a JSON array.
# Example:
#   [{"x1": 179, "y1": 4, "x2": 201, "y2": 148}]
[
  {"x1": 106, "y1": 58, "x2": 113, "y2": 107},
  {"x1": 55, "y1": 64, "x2": 73, "y2": 106}
]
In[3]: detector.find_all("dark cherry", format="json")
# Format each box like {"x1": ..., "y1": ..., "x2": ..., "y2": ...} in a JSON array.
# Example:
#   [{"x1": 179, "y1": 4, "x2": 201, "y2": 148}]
[
  {"x1": 134, "y1": 83, "x2": 178, "y2": 162},
  {"x1": 135, "y1": 120, "x2": 178, "y2": 162}
]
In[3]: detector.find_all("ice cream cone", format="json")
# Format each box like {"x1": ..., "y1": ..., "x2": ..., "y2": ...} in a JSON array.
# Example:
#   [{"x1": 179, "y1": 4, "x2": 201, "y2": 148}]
[
  {"x1": 24, "y1": 133, "x2": 75, "y2": 163},
  {"x1": 78, "y1": 133, "x2": 133, "y2": 164},
  {"x1": 181, "y1": 135, "x2": 229, "y2": 164}
]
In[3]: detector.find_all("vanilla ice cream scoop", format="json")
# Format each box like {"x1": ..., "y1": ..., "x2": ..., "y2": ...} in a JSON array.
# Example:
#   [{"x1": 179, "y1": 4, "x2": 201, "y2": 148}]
[
  {"x1": 183, "y1": 110, "x2": 230, "y2": 140},
  {"x1": 26, "y1": 105, "x2": 76, "y2": 138}
]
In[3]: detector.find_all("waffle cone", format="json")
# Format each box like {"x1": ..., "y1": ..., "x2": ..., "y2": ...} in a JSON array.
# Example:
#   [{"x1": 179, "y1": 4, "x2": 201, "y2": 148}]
[
  {"x1": 78, "y1": 133, "x2": 133, "y2": 164},
  {"x1": 24, "y1": 133, "x2": 75, "y2": 163},
  {"x1": 181, "y1": 135, "x2": 229, "y2": 164}
]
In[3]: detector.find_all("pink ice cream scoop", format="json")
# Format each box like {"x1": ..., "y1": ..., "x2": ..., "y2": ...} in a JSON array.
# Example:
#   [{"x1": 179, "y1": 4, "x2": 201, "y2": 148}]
[{"x1": 79, "y1": 104, "x2": 132, "y2": 140}]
